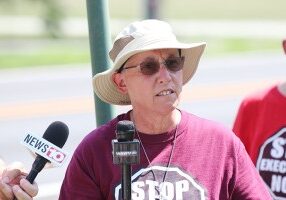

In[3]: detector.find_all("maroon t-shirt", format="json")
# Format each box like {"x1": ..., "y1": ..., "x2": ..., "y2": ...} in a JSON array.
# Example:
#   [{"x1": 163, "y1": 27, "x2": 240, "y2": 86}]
[{"x1": 60, "y1": 110, "x2": 271, "y2": 199}]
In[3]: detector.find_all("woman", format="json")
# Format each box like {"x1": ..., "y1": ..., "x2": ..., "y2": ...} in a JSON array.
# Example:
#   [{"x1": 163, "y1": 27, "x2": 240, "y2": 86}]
[{"x1": 60, "y1": 19, "x2": 271, "y2": 199}]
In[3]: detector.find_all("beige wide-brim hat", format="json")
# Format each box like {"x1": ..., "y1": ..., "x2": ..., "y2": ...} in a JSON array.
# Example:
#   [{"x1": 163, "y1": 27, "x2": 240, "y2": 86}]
[{"x1": 93, "y1": 20, "x2": 206, "y2": 105}]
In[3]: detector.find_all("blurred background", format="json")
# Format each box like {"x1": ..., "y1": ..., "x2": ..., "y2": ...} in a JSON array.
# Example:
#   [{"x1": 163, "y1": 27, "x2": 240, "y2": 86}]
[{"x1": 0, "y1": 0, "x2": 285, "y2": 199}]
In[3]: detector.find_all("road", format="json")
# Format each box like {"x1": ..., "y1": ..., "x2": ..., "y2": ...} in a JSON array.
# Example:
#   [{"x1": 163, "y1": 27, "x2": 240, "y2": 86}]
[{"x1": 0, "y1": 51, "x2": 285, "y2": 199}]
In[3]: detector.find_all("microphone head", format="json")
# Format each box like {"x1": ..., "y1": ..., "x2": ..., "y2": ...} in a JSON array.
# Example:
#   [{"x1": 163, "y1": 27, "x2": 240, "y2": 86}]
[
  {"x1": 116, "y1": 120, "x2": 135, "y2": 142},
  {"x1": 43, "y1": 121, "x2": 69, "y2": 148}
]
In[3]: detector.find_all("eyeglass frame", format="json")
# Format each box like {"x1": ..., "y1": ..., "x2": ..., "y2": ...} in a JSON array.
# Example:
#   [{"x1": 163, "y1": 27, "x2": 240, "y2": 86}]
[{"x1": 116, "y1": 49, "x2": 185, "y2": 74}]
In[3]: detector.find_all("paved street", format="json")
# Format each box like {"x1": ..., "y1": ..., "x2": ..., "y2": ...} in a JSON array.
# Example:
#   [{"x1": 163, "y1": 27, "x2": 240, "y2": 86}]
[{"x1": 0, "y1": 51, "x2": 285, "y2": 199}]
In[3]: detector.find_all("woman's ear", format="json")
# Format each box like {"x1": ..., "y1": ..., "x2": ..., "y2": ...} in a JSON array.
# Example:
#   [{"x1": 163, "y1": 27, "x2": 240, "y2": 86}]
[{"x1": 112, "y1": 73, "x2": 128, "y2": 94}]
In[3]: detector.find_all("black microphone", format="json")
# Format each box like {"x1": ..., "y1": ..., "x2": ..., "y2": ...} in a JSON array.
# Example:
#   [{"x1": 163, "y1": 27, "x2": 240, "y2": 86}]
[
  {"x1": 112, "y1": 120, "x2": 140, "y2": 200},
  {"x1": 25, "y1": 121, "x2": 69, "y2": 183},
  {"x1": 116, "y1": 120, "x2": 135, "y2": 142}
]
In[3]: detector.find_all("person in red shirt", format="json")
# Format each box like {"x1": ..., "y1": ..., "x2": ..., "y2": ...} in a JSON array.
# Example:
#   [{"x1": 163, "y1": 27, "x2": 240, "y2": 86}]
[{"x1": 233, "y1": 39, "x2": 286, "y2": 199}]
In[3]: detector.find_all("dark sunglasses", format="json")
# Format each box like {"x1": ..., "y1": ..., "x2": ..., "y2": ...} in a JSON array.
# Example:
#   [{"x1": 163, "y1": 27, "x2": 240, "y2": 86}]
[{"x1": 117, "y1": 56, "x2": 185, "y2": 75}]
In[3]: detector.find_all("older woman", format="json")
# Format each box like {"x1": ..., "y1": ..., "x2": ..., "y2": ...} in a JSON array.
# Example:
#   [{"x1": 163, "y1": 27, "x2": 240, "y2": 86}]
[{"x1": 60, "y1": 20, "x2": 271, "y2": 199}]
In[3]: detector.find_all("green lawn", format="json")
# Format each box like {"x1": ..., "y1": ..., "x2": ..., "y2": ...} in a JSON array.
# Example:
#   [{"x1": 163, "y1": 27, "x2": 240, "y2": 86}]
[
  {"x1": 0, "y1": 37, "x2": 282, "y2": 69},
  {"x1": 0, "y1": 39, "x2": 91, "y2": 69},
  {"x1": 0, "y1": 0, "x2": 285, "y2": 69},
  {"x1": 0, "y1": 50, "x2": 90, "y2": 69}
]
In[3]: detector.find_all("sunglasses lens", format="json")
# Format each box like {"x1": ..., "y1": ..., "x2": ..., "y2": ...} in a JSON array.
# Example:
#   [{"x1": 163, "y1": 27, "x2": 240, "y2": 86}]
[
  {"x1": 140, "y1": 60, "x2": 160, "y2": 75},
  {"x1": 165, "y1": 57, "x2": 184, "y2": 72},
  {"x1": 139, "y1": 56, "x2": 184, "y2": 75}
]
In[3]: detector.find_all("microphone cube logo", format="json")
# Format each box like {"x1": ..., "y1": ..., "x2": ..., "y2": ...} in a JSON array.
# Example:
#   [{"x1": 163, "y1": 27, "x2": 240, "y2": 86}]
[
  {"x1": 21, "y1": 133, "x2": 68, "y2": 166},
  {"x1": 46, "y1": 147, "x2": 66, "y2": 163}
]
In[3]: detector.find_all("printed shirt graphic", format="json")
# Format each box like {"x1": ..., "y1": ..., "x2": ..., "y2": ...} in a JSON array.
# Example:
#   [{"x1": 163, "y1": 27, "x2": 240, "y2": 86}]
[
  {"x1": 256, "y1": 127, "x2": 286, "y2": 199},
  {"x1": 233, "y1": 85, "x2": 286, "y2": 199},
  {"x1": 115, "y1": 166, "x2": 205, "y2": 200}
]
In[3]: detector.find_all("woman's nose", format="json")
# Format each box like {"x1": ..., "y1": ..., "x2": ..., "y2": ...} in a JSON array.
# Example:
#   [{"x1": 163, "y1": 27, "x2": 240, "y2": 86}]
[{"x1": 157, "y1": 62, "x2": 172, "y2": 83}]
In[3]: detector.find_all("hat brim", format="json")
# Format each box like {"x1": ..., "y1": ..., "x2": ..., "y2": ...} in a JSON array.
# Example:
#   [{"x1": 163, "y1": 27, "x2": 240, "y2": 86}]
[{"x1": 93, "y1": 37, "x2": 206, "y2": 105}]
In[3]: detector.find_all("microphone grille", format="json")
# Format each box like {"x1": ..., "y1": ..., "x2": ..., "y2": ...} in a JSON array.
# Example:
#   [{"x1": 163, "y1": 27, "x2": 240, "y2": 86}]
[
  {"x1": 43, "y1": 121, "x2": 69, "y2": 148},
  {"x1": 116, "y1": 120, "x2": 135, "y2": 142}
]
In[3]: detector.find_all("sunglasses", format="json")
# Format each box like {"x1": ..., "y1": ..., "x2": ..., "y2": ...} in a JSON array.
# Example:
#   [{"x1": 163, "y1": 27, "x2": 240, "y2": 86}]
[{"x1": 117, "y1": 56, "x2": 185, "y2": 75}]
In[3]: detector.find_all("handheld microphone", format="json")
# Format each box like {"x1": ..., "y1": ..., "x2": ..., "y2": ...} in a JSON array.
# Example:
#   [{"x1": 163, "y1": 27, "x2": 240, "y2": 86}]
[
  {"x1": 112, "y1": 120, "x2": 140, "y2": 200},
  {"x1": 25, "y1": 121, "x2": 69, "y2": 183}
]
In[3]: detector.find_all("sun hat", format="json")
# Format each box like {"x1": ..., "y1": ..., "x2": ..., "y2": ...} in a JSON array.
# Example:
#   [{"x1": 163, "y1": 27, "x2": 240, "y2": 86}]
[{"x1": 93, "y1": 19, "x2": 206, "y2": 105}]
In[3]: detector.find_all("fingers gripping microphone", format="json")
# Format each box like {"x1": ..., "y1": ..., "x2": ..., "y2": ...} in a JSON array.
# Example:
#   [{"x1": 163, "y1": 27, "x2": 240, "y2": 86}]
[
  {"x1": 25, "y1": 121, "x2": 69, "y2": 183},
  {"x1": 112, "y1": 120, "x2": 140, "y2": 200}
]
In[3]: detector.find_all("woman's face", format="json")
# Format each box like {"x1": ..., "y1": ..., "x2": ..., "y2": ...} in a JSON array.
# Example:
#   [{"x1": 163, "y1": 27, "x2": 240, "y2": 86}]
[{"x1": 114, "y1": 48, "x2": 183, "y2": 115}]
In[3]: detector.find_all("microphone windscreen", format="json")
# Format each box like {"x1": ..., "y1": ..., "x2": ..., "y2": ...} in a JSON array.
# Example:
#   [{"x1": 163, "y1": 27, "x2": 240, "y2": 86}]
[
  {"x1": 116, "y1": 120, "x2": 135, "y2": 142},
  {"x1": 43, "y1": 121, "x2": 69, "y2": 148}
]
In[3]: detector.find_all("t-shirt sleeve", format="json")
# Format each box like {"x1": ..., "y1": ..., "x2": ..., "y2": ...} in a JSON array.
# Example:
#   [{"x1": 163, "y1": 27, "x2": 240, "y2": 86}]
[
  {"x1": 230, "y1": 140, "x2": 272, "y2": 199},
  {"x1": 232, "y1": 99, "x2": 257, "y2": 154},
  {"x1": 233, "y1": 100, "x2": 249, "y2": 138},
  {"x1": 59, "y1": 143, "x2": 103, "y2": 199}
]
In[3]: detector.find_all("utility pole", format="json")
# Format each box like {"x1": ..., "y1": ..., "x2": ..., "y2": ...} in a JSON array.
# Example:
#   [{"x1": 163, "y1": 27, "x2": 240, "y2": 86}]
[{"x1": 86, "y1": 0, "x2": 114, "y2": 126}]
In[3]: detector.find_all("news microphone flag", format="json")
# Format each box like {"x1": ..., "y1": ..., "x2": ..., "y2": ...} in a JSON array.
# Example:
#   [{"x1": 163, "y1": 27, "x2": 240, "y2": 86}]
[{"x1": 21, "y1": 132, "x2": 69, "y2": 167}]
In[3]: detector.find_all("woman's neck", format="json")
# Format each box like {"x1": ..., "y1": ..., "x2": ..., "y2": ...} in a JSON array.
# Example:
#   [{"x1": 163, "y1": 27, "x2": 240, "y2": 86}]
[{"x1": 130, "y1": 109, "x2": 181, "y2": 134}]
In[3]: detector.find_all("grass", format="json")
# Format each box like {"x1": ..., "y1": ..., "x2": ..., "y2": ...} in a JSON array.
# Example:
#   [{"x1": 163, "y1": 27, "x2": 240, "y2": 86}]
[
  {"x1": 0, "y1": 37, "x2": 282, "y2": 69},
  {"x1": 0, "y1": 0, "x2": 285, "y2": 69},
  {"x1": 201, "y1": 37, "x2": 282, "y2": 56},
  {"x1": 0, "y1": 38, "x2": 91, "y2": 69},
  {"x1": 0, "y1": 51, "x2": 90, "y2": 69}
]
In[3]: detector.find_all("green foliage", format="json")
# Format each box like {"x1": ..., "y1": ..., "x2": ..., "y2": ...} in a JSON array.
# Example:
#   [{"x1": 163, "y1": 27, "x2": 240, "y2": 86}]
[
  {"x1": 0, "y1": 0, "x2": 64, "y2": 37},
  {"x1": 40, "y1": 0, "x2": 65, "y2": 38}
]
